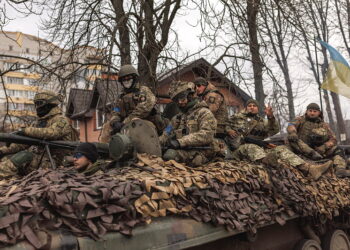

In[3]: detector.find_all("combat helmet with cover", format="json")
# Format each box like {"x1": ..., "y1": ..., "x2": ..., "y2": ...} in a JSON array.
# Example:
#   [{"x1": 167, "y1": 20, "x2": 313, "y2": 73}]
[
  {"x1": 34, "y1": 90, "x2": 63, "y2": 117},
  {"x1": 169, "y1": 81, "x2": 195, "y2": 100},
  {"x1": 118, "y1": 65, "x2": 139, "y2": 80},
  {"x1": 118, "y1": 65, "x2": 139, "y2": 90}
]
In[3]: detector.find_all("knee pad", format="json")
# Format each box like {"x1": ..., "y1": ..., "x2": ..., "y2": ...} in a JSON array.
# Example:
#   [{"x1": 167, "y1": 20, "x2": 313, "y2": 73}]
[
  {"x1": 163, "y1": 149, "x2": 179, "y2": 161},
  {"x1": 10, "y1": 151, "x2": 34, "y2": 169}
]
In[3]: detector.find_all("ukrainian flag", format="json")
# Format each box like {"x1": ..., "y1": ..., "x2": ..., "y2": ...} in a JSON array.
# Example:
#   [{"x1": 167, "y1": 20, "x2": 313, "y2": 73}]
[{"x1": 320, "y1": 40, "x2": 350, "y2": 99}]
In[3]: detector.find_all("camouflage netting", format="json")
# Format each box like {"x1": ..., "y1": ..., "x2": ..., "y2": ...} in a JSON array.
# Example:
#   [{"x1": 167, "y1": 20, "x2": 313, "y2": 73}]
[{"x1": 0, "y1": 154, "x2": 350, "y2": 248}]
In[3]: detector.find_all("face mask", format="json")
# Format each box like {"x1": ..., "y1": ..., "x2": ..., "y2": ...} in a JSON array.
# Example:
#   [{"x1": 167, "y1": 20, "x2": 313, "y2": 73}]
[
  {"x1": 36, "y1": 104, "x2": 54, "y2": 117},
  {"x1": 122, "y1": 79, "x2": 134, "y2": 89}
]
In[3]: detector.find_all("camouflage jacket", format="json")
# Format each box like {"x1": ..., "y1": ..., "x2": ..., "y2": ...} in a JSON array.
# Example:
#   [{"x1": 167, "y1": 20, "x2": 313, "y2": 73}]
[
  {"x1": 287, "y1": 115, "x2": 337, "y2": 149},
  {"x1": 160, "y1": 101, "x2": 217, "y2": 148},
  {"x1": 227, "y1": 110, "x2": 280, "y2": 140},
  {"x1": 110, "y1": 85, "x2": 156, "y2": 124},
  {"x1": 199, "y1": 83, "x2": 228, "y2": 135},
  {"x1": 0, "y1": 106, "x2": 78, "y2": 156}
]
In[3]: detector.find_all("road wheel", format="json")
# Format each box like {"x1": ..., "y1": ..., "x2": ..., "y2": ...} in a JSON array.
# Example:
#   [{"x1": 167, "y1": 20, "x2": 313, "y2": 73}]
[
  {"x1": 294, "y1": 239, "x2": 322, "y2": 250},
  {"x1": 322, "y1": 229, "x2": 350, "y2": 250}
]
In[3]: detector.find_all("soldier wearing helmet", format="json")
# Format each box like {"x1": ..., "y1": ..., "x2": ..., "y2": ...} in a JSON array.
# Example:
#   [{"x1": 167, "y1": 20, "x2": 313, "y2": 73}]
[
  {"x1": 159, "y1": 81, "x2": 218, "y2": 167},
  {"x1": 194, "y1": 77, "x2": 229, "y2": 137},
  {"x1": 287, "y1": 103, "x2": 350, "y2": 178},
  {"x1": 0, "y1": 90, "x2": 78, "y2": 179},
  {"x1": 101, "y1": 64, "x2": 165, "y2": 143}
]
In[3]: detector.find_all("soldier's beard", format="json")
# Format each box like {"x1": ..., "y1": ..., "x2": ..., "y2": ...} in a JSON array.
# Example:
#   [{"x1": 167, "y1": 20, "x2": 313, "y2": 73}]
[{"x1": 179, "y1": 99, "x2": 197, "y2": 112}]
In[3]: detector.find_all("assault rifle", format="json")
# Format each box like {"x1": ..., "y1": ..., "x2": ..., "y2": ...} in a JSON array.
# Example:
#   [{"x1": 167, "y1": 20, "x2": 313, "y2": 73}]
[
  {"x1": 244, "y1": 136, "x2": 277, "y2": 149},
  {"x1": 0, "y1": 133, "x2": 109, "y2": 169}
]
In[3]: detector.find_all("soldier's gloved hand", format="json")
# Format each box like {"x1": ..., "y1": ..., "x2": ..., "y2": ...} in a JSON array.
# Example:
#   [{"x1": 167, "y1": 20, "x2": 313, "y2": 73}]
[
  {"x1": 167, "y1": 139, "x2": 180, "y2": 149},
  {"x1": 110, "y1": 121, "x2": 124, "y2": 135},
  {"x1": 287, "y1": 132, "x2": 298, "y2": 142},
  {"x1": 14, "y1": 128, "x2": 26, "y2": 136},
  {"x1": 315, "y1": 144, "x2": 327, "y2": 155}
]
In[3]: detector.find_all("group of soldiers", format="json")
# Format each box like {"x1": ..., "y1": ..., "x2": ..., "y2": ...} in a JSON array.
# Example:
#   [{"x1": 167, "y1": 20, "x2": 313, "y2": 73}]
[{"x1": 0, "y1": 64, "x2": 348, "y2": 181}]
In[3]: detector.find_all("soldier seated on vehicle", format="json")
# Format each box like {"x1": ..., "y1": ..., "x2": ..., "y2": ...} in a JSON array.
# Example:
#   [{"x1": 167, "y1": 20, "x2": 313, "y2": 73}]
[
  {"x1": 226, "y1": 99, "x2": 280, "y2": 162},
  {"x1": 226, "y1": 99, "x2": 331, "y2": 180},
  {"x1": 0, "y1": 90, "x2": 78, "y2": 179},
  {"x1": 100, "y1": 65, "x2": 166, "y2": 143},
  {"x1": 73, "y1": 143, "x2": 105, "y2": 176},
  {"x1": 287, "y1": 103, "x2": 349, "y2": 178},
  {"x1": 194, "y1": 77, "x2": 229, "y2": 137},
  {"x1": 160, "y1": 81, "x2": 219, "y2": 167}
]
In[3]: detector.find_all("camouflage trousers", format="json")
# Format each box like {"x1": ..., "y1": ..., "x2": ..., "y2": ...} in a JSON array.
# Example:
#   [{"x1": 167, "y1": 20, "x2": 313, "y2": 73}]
[
  {"x1": 265, "y1": 145, "x2": 305, "y2": 168},
  {"x1": 290, "y1": 140, "x2": 346, "y2": 170},
  {"x1": 231, "y1": 144, "x2": 266, "y2": 162},
  {"x1": 163, "y1": 149, "x2": 214, "y2": 167},
  {"x1": 0, "y1": 151, "x2": 51, "y2": 179},
  {"x1": 232, "y1": 144, "x2": 306, "y2": 168}
]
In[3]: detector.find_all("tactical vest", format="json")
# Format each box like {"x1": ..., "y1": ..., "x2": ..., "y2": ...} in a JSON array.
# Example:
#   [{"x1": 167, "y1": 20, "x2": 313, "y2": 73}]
[
  {"x1": 249, "y1": 118, "x2": 269, "y2": 140},
  {"x1": 119, "y1": 91, "x2": 142, "y2": 117},
  {"x1": 297, "y1": 118, "x2": 328, "y2": 146}
]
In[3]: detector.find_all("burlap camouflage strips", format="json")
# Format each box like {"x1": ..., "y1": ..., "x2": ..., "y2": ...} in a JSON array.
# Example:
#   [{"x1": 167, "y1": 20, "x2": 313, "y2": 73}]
[{"x1": 0, "y1": 154, "x2": 350, "y2": 248}]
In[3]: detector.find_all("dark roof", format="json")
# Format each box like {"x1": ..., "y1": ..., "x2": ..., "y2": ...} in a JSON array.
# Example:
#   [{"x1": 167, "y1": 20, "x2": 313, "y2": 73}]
[
  {"x1": 66, "y1": 79, "x2": 121, "y2": 119},
  {"x1": 157, "y1": 58, "x2": 251, "y2": 102},
  {"x1": 95, "y1": 79, "x2": 121, "y2": 108},
  {"x1": 66, "y1": 89, "x2": 94, "y2": 119}
]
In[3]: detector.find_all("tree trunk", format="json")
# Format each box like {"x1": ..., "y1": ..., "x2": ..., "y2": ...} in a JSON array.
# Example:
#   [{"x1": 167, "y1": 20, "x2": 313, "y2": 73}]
[
  {"x1": 111, "y1": 0, "x2": 131, "y2": 65},
  {"x1": 322, "y1": 89, "x2": 337, "y2": 134},
  {"x1": 331, "y1": 92, "x2": 349, "y2": 143},
  {"x1": 247, "y1": 0, "x2": 265, "y2": 112}
]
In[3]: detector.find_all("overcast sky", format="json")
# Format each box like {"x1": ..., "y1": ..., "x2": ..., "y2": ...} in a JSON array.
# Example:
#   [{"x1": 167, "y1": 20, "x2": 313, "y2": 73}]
[{"x1": 3, "y1": 4, "x2": 350, "y2": 122}]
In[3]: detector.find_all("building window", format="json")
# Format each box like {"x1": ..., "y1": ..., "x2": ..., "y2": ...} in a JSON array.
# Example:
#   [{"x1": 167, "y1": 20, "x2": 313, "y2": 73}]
[
  {"x1": 156, "y1": 103, "x2": 166, "y2": 113},
  {"x1": 228, "y1": 106, "x2": 238, "y2": 117},
  {"x1": 9, "y1": 45, "x2": 13, "y2": 51},
  {"x1": 95, "y1": 97, "x2": 105, "y2": 129},
  {"x1": 96, "y1": 109, "x2": 105, "y2": 129},
  {"x1": 7, "y1": 77, "x2": 24, "y2": 84},
  {"x1": 26, "y1": 48, "x2": 30, "y2": 53},
  {"x1": 72, "y1": 120, "x2": 80, "y2": 130}
]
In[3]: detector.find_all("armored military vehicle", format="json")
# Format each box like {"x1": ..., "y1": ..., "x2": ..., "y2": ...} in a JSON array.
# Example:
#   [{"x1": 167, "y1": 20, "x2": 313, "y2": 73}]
[{"x1": 0, "y1": 120, "x2": 350, "y2": 250}]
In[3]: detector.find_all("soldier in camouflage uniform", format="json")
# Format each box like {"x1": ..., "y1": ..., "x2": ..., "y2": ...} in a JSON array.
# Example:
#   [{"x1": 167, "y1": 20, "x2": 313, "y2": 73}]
[
  {"x1": 160, "y1": 81, "x2": 218, "y2": 167},
  {"x1": 226, "y1": 99, "x2": 280, "y2": 162},
  {"x1": 287, "y1": 103, "x2": 349, "y2": 178},
  {"x1": 194, "y1": 77, "x2": 228, "y2": 137},
  {"x1": 0, "y1": 90, "x2": 78, "y2": 179},
  {"x1": 73, "y1": 143, "x2": 107, "y2": 176},
  {"x1": 227, "y1": 100, "x2": 332, "y2": 180},
  {"x1": 100, "y1": 65, "x2": 166, "y2": 143}
]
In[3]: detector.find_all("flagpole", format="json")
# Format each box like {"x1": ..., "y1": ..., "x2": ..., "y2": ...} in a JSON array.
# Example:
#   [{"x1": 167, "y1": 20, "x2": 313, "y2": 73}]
[{"x1": 314, "y1": 37, "x2": 324, "y2": 111}]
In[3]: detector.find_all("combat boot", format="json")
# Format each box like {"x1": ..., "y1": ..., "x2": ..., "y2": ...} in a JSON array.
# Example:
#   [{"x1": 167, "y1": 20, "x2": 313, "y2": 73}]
[
  {"x1": 298, "y1": 160, "x2": 332, "y2": 180},
  {"x1": 335, "y1": 168, "x2": 350, "y2": 178},
  {"x1": 309, "y1": 150, "x2": 323, "y2": 161},
  {"x1": 307, "y1": 160, "x2": 332, "y2": 180}
]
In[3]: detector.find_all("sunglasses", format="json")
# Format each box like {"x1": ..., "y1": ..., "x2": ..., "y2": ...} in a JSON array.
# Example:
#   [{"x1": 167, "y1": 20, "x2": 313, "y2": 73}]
[{"x1": 73, "y1": 152, "x2": 85, "y2": 159}]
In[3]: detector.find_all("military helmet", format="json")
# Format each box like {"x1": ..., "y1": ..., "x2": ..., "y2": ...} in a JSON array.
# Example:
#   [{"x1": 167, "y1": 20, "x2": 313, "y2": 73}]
[
  {"x1": 118, "y1": 65, "x2": 139, "y2": 80},
  {"x1": 169, "y1": 81, "x2": 195, "y2": 100},
  {"x1": 34, "y1": 90, "x2": 63, "y2": 107}
]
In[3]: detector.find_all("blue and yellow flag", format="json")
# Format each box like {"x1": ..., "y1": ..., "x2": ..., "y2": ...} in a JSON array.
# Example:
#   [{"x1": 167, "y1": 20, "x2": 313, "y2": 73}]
[{"x1": 320, "y1": 40, "x2": 350, "y2": 99}]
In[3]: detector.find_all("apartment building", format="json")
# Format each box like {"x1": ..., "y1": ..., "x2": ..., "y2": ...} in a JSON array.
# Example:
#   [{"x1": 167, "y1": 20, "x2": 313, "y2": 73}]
[{"x1": 0, "y1": 31, "x2": 104, "y2": 131}]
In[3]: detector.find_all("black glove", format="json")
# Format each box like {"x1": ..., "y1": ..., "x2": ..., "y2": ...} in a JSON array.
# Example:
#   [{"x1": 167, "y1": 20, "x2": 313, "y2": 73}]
[
  {"x1": 287, "y1": 132, "x2": 298, "y2": 142},
  {"x1": 167, "y1": 139, "x2": 180, "y2": 149},
  {"x1": 110, "y1": 121, "x2": 124, "y2": 135},
  {"x1": 14, "y1": 128, "x2": 25, "y2": 136}
]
